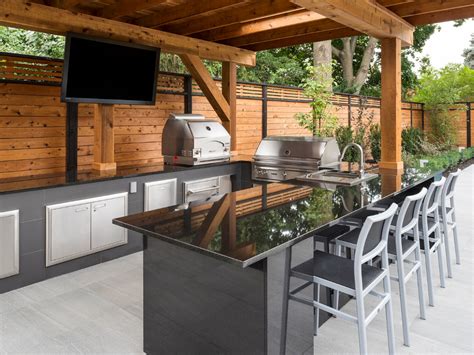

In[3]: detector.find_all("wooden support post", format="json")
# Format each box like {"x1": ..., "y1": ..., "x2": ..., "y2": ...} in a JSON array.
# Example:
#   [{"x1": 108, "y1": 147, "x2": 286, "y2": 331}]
[
  {"x1": 179, "y1": 54, "x2": 231, "y2": 122},
  {"x1": 93, "y1": 104, "x2": 116, "y2": 172},
  {"x1": 380, "y1": 38, "x2": 403, "y2": 174},
  {"x1": 222, "y1": 62, "x2": 237, "y2": 152}
]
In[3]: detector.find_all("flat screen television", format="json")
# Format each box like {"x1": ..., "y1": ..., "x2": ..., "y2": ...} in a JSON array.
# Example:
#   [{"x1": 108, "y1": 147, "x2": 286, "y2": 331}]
[{"x1": 61, "y1": 33, "x2": 160, "y2": 105}]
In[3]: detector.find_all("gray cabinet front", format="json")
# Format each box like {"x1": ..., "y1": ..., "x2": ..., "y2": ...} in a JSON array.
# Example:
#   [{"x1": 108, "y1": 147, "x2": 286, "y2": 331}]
[
  {"x1": 48, "y1": 203, "x2": 91, "y2": 264},
  {"x1": 0, "y1": 210, "x2": 19, "y2": 279}
]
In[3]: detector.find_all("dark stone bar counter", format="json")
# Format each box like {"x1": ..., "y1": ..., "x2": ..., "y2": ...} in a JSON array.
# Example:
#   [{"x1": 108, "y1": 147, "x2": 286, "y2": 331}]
[{"x1": 114, "y1": 164, "x2": 440, "y2": 354}]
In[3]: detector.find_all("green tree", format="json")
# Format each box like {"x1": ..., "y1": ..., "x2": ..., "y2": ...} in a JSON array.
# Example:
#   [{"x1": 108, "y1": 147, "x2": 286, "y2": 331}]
[
  {"x1": 0, "y1": 26, "x2": 65, "y2": 58},
  {"x1": 413, "y1": 64, "x2": 474, "y2": 147},
  {"x1": 338, "y1": 25, "x2": 439, "y2": 98},
  {"x1": 295, "y1": 63, "x2": 338, "y2": 136},
  {"x1": 463, "y1": 33, "x2": 474, "y2": 69}
]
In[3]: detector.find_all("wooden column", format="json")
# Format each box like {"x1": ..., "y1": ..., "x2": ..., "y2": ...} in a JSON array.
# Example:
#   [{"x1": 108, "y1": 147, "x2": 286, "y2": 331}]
[
  {"x1": 93, "y1": 104, "x2": 116, "y2": 172},
  {"x1": 222, "y1": 62, "x2": 237, "y2": 152},
  {"x1": 380, "y1": 38, "x2": 403, "y2": 173}
]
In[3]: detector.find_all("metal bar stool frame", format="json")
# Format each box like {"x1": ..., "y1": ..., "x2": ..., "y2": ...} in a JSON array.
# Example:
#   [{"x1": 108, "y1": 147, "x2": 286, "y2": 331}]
[
  {"x1": 439, "y1": 169, "x2": 462, "y2": 278},
  {"x1": 335, "y1": 188, "x2": 428, "y2": 347},
  {"x1": 419, "y1": 177, "x2": 446, "y2": 306},
  {"x1": 280, "y1": 203, "x2": 398, "y2": 355}
]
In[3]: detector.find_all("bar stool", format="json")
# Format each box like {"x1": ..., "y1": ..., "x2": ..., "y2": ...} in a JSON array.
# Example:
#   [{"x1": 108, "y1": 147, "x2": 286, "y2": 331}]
[
  {"x1": 439, "y1": 169, "x2": 462, "y2": 278},
  {"x1": 280, "y1": 204, "x2": 398, "y2": 355},
  {"x1": 419, "y1": 177, "x2": 446, "y2": 306},
  {"x1": 335, "y1": 188, "x2": 427, "y2": 347}
]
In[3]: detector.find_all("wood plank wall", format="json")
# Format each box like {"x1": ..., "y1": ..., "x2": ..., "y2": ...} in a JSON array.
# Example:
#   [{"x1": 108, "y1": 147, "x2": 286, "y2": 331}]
[{"x1": 1, "y1": 53, "x2": 471, "y2": 180}]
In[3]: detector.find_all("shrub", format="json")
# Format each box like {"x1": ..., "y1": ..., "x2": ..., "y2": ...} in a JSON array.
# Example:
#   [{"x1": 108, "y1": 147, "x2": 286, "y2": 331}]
[
  {"x1": 405, "y1": 147, "x2": 474, "y2": 171},
  {"x1": 369, "y1": 124, "x2": 381, "y2": 161},
  {"x1": 413, "y1": 64, "x2": 474, "y2": 148},
  {"x1": 335, "y1": 126, "x2": 356, "y2": 162},
  {"x1": 402, "y1": 127, "x2": 423, "y2": 155}
]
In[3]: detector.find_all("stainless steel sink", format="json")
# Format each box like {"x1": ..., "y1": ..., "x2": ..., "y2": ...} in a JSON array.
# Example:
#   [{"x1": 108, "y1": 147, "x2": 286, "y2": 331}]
[{"x1": 296, "y1": 169, "x2": 378, "y2": 186}]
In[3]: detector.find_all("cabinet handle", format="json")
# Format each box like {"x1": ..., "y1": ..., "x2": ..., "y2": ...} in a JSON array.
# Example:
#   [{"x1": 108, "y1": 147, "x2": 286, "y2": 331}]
[
  {"x1": 75, "y1": 207, "x2": 89, "y2": 212},
  {"x1": 187, "y1": 186, "x2": 219, "y2": 195},
  {"x1": 93, "y1": 203, "x2": 107, "y2": 211}
]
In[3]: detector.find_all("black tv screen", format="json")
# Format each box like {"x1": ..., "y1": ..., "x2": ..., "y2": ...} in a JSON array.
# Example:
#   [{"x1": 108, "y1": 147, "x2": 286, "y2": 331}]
[{"x1": 61, "y1": 34, "x2": 160, "y2": 105}]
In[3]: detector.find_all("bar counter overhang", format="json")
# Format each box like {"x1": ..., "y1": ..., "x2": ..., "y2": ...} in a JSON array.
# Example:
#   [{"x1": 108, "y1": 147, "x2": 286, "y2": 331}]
[{"x1": 113, "y1": 162, "x2": 440, "y2": 354}]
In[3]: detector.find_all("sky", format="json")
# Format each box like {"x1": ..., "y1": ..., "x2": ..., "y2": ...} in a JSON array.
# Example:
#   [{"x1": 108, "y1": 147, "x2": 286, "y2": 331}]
[{"x1": 419, "y1": 20, "x2": 474, "y2": 70}]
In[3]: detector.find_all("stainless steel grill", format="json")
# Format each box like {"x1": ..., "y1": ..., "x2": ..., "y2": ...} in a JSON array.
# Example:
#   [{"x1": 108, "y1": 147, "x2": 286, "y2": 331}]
[
  {"x1": 162, "y1": 113, "x2": 231, "y2": 166},
  {"x1": 252, "y1": 136, "x2": 341, "y2": 181}
]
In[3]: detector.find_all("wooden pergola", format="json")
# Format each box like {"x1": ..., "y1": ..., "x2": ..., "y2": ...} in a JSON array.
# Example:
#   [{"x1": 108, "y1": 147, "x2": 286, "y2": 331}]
[{"x1": 0, "y1": 0, "x2": 472, "y2": 175}]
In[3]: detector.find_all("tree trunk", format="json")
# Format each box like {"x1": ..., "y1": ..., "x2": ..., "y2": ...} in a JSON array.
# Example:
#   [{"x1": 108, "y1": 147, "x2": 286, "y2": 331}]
[
  {"x1": 313, "y1": 40, "x2": 332, "y2": 91},
  {"x1": 332, "y1": 36, "x2": 379, "y2": 95},
  {"x1": 352, "y1": 37, "x2": 378, "y2": 94}
]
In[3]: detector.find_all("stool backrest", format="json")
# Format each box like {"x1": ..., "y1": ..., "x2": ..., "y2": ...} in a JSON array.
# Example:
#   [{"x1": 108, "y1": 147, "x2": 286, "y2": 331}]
[
  {"x1": 355, "y1": 203, "x2": 398, "y2": 266},
  {"x1": 422, "y1": 177, "x2": 445, "y2": 217},
  {"x1": 442, "y1": 169, "x2": 461, "y2": 207},
  {"x1": 396, "y1": 188, "x2": 427, "y2": 234}
]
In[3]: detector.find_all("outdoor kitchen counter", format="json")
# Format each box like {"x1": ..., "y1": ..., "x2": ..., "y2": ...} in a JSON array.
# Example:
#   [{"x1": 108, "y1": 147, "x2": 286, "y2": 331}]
[
  {"x1": 0, "y1": 155, "x2": 253, "y2": 194},
  {"x1": 113, "y1": 166, "x2": 441, "y2": 355},
  {"x1": 114, "y1": 167, "x2": 439, "y2": 267}
]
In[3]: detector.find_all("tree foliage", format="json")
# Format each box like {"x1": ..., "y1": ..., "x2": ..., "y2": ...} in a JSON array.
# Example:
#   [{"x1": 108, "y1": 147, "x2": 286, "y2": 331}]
[
  {"x1": 413, "y1": 64, "x2": 474, "y2": 147},
  {"x1": 0, "y1": 26, "x2": 65, "y2": 58},
  {"x1": 463, "y1": 33, "x2": 474, "y2": 69},
  {"x1": 295, "y1": 63, "x2": 337, "y2": 136}
]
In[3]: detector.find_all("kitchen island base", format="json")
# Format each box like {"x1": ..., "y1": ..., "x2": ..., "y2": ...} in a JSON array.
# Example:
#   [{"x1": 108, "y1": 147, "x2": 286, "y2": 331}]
[{"x1": 143, "y1": 237, "x2": 315, "y2": 354}]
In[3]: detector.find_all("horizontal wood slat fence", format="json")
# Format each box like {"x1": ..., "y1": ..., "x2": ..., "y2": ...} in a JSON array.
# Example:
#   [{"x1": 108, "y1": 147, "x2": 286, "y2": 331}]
[{"x1": 0, "y1": 52, "x2": 472, "y2": 180}]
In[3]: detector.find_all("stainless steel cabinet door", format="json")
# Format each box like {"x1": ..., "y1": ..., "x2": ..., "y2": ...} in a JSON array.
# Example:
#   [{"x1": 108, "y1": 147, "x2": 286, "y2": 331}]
[
  {"x1": 144, "y1": 179, "x2": 177, "y2": 211},
  {"x1": 91, "y1": 195, "x2": 127, "y2": 250},
  {"x1": 0, "y1": 210, "x2": 19, "y2": 279},
  {"x1": 49, "y1": 203, "x2": 91, "y2": 264}
]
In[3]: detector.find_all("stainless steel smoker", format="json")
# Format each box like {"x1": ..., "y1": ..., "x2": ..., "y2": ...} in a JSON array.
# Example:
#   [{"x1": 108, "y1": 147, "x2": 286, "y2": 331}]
[{"x1": 162, "y1": 113, "x2": 231, "y2": 166}]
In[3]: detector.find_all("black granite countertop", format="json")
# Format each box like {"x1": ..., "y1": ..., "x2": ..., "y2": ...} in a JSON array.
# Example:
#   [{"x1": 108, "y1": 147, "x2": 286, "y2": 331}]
[
  {"x1": 114, "y1": 167, "x2": 441, "y2": 267},
  {"x1": 0, "y1": 156, "x2": 252, "y2": 195}
]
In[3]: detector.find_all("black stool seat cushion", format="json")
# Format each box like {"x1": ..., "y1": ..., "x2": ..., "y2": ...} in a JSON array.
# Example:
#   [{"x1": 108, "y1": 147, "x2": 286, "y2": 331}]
[
  {"x1": 314, "y1": 224, "x2": 351, "y2": 242},
  {"x1": 419, "y1": 217, "x2": 436, "y2": 231},
  {"x1": 292, "y1": 250, "x2": 384, "y2": 290},
  {"x1": 345, "y1": 209, "x2": 380, "y2": 223},
  {"x1": 387, "y1": 235, "x2": 416, "y2": 255},
  {"x1": 336, "y1": 228, "x2": 361, "y2": 245}
]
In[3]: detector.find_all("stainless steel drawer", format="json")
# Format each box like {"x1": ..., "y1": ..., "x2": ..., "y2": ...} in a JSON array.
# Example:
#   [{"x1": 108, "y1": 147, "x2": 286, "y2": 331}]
[{"x1": 183, "y1": 175, "x2": 231, "y2": 204}]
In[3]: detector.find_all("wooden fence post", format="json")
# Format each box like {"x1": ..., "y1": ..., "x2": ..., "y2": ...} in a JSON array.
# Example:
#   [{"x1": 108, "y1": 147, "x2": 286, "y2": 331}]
[
  {"x1": 66, "y1": 102, "x2": 78, "y2": 182},
  {"x1": 184, "y1": 74, "x2": 193, "y2": 114},
  {"x1": 262, "y1": 83, "x2": 268, "y2": 138}
]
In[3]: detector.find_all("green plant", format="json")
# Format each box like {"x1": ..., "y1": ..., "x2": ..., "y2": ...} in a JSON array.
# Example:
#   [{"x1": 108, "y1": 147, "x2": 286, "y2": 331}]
[
  {"x1": 369, "y1": 124, "x2": 381, "y2": 161},
  {"x1": 414, "y1": 64, "x2": 474, "y2": 148},
  {"x1": 402, "y1": 127, "x2": 423, "y2": 155},
  {"x1": 335, "y1": 126, "x2": 358, "y2": 163},
  {"x1": 295, "y1": 63, "x2": 338, "y2": 136},
  {"x1": 404, "y1": 147, "x2": 474, "y2": 171}
]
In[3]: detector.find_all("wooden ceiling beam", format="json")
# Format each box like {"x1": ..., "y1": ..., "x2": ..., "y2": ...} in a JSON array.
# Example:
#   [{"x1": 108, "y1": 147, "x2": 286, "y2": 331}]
[
  {"x1": 162, "y1": 0, "x2": 300, "y2": 36},
  {"x1": 405, "y1": 5, "x2": 474, "y2": 26},
  {"x1": 194, "y1": 10, "x2": 325, "y2": 42},
  {"x1": 389, "y1": 0, "x2": 474, "y2": 18},
  {"x1": 222, "y1": 18, "x2": 343, "y2": 47},
  {"x1": 179, "y1": 54, "x2": 231, "y2": 123},
  {"x1": 291, "y1": 0, "x2": 414, "y2": 46},
  {"x1": 135, "y1": 0, "x2": 248, "y2": 28},
  {"x1": 0, "y1": 0, "x2": 256, "y2": 66},
  {"x1": 193, "y1": 0, "x2": 408, "y2": 43},
  {"x1": 244, "y1": 27, "x2": 361, "y2": 51},
  {"x1": 54, "y1": 0, "x2": 84, "y2": 10},
  {"x1": 96, "y1": 0, "x2": 170, "y2": 20}
]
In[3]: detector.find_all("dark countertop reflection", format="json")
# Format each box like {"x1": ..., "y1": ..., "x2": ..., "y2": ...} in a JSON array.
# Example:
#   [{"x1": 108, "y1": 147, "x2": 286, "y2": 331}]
[
  {"x1": 114, "y1": 167, "x2": 440, "y2": 267},
  {"x1": 0, "y1": 155, "x2": 252, "y2": 194}
]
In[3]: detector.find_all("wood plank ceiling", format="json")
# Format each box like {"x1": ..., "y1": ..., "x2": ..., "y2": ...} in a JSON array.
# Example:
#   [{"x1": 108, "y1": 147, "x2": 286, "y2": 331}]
[{"x1": 37, "y1": 0, "x2": 474, "y2": 52}]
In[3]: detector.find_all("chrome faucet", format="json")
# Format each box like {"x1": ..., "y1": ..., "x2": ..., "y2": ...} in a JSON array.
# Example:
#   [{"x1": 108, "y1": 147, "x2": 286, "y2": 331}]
[{"x1": 340, "y1": 143, "x2": 365, "y2": 178}]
